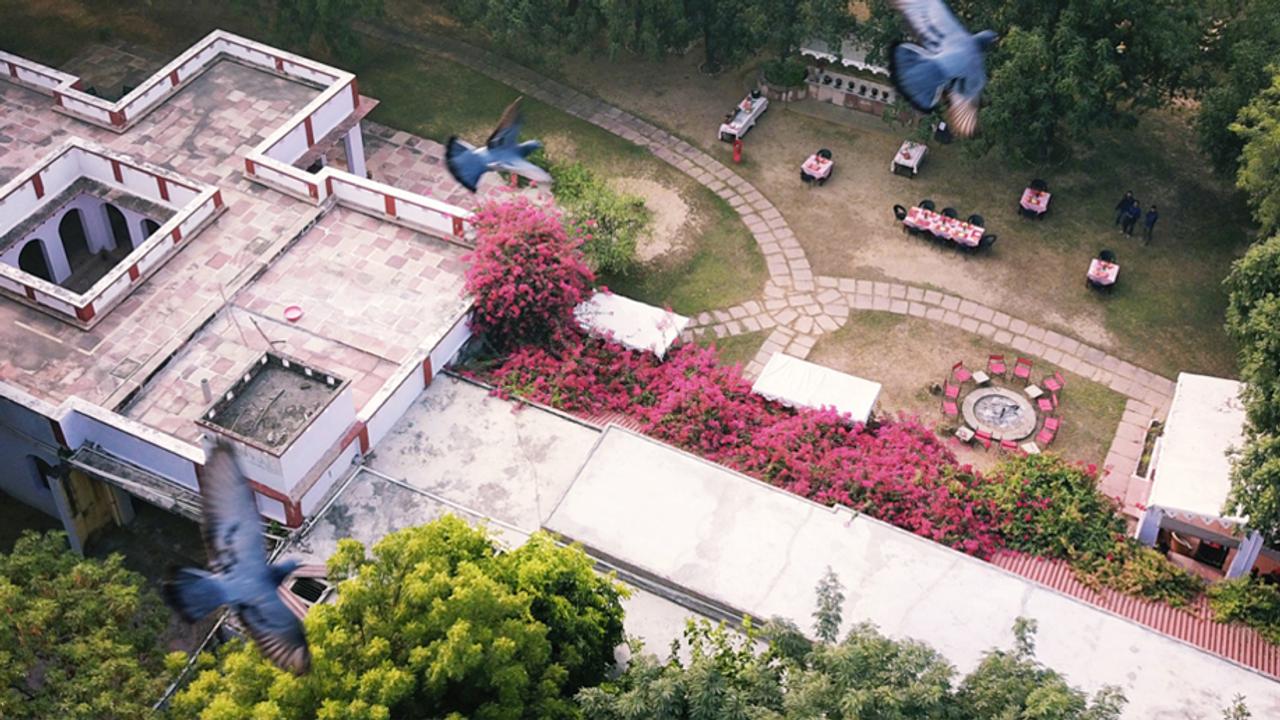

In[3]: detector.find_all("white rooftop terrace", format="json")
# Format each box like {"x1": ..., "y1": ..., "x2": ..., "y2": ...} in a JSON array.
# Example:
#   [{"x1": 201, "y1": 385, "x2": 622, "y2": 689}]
[{"x1": 546, "y1": 427, "x2": 1280, "y2": 719}]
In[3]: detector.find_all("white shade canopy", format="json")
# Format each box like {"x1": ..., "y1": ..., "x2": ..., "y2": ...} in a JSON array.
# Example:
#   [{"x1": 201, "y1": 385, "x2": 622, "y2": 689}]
[
  {"x1": 573, "y1": 291, "x2": 689, "y2": 359},
  {"x1": 799, "y1": 38, "x2": 890, "y2": 76},
  {"x1": 1147, "y1": 373, "x2": 1248, "y2": 525},
  {"x1": 751, "y1": 352, "x2": 881, "y2": 423}
]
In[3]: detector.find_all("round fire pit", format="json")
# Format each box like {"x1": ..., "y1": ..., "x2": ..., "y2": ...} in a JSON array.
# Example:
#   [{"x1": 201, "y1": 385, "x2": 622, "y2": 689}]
[{"x1": 961, "y1": 386, "x2": 1038, "y2": 440}]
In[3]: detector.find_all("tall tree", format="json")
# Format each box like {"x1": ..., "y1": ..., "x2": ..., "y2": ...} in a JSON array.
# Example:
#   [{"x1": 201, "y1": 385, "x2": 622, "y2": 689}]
[
  {"x1": 686, "y1": 0, "x2": 767, "y2": 72},
  {"x1": 763, "y1": 0, "x2": 851, "y2": 61},
  {"x1": 1232, "y1": 69, "x2": 1280, "y2": 238},
  {"x1": 864, "y1": 0, "x2": 1205, "y2": 160},
  {"x1": 0, "y1": 531, "x2": 177, "y2": 720},
  {"x1": 1196, "y1": 0, "x2": 1280, "y2": 173},
  {"x1": 169, "y1": 516, "x2": 626, "y2": 719},
  {"x1": 600, "y1": 0, "x2": 694, "y2": 59},
  {"x1": 446, "y1": 0, "x2": 603, "y2": 62}
]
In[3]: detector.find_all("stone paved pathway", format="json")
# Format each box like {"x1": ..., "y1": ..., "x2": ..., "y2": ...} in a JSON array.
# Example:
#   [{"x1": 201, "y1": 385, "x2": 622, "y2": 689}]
[{"x1": 361, "y1": 24, "x2": 1172, "y2": 509}]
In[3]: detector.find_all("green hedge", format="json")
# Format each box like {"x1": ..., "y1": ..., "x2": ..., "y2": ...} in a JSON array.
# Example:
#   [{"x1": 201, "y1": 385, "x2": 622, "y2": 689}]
[
  {"x1": 762, "y1": 57, "x2": 807, "y2": 88},
  {"x1": 1209, "y1": 576, "x2": 1280, "y2": 643},
  {"x1": 544, "y1": 158, "x2": 651, "y2": 275}
]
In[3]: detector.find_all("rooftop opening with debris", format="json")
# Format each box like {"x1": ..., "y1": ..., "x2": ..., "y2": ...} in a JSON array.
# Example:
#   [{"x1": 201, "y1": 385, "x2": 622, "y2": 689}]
[{"x1": 198, "y1": 352, "x2": 345, "y2": 452}]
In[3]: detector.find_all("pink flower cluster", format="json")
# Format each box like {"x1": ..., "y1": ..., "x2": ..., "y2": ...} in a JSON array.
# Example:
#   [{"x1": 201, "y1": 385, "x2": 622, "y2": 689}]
[
  {"x1": 486, "y1": 336, "x2": 1007, "y2": 558},
  {"x1": 462, "y1": 199, "x2": 595, "y2": 350}
]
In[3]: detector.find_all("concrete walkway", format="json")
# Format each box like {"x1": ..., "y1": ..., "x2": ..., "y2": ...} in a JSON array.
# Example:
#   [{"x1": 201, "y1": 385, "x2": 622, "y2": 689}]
[{"x1": 360, "y1": 23, "x2": 1171, "y2": 508}]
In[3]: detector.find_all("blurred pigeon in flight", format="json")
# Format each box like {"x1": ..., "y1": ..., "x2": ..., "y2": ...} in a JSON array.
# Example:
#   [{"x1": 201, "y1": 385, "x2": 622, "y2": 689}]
[
  {"x1": 888, "y1": 0, "x2": 997, "y2": 138},
  {"x1": 162, "y1": 440, "x2": 310, "y2": 674},
  {"x1": 446, "y1": 97, "x2": 551, "y2": 192}
]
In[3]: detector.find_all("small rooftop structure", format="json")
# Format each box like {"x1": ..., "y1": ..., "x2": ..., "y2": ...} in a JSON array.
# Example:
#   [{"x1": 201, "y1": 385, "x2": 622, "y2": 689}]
[
  {"x1": 1147, "y1": 373, "x2": 1247, "y2": 526},
  {"x1": 545, "y1": 427, "x2": 1280, "y2": 718},
  {"x1": 198, "y1": 351, "x2": 346, "y2": 452},
  {"x1": 751, "y1": 352, "x2": 881, "y2": 424},
  {"x1": 574, "y1": 291, "x2": 689, "y2": 359}
]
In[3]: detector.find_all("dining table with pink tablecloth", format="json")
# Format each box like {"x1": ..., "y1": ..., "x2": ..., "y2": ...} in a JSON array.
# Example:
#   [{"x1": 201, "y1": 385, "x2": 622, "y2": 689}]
[
  {"x1": 1020, "y1": 188, "x2": 1051, "y2": 215},
  {"x1": 903, "y1": 206, "x2": 984, "y2": 247},
  {"x1": 801, "y1": 154, "x2": 832, "y2": 179},
  {"x1": 1087, "y1": 258, "x2": 1119, "y2": 286}
]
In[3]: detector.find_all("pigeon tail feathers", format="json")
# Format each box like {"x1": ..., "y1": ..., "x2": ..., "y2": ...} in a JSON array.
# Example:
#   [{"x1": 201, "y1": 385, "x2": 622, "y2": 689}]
[
  {"x1": 445, "y1": 136, "x2": 483, "y2": 192},
  {"x1": 163, "y1": 567, "x2": 227, "y2": 622},
  {"x1": 890, "y1": 42, "x2": 947, "y2": 112}
]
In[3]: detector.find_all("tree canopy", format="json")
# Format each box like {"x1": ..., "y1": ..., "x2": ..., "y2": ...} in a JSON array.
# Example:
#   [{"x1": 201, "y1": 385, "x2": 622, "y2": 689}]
[
  {"x1": 1232, "y1": 68, "x2": 1280, "y2": 239},
  {"x1": 1195, "y1": 0, "x2": 1280, "y2": 173},
  {"x1": 579, "y1": 573, "x2": 1124, "y2": 720},
  {"x1": 169, "y1": 516, "x2": 627, "y2": 719},
  {"x1": 0, "y1": 530, "x2": 177, "y2": 720}
]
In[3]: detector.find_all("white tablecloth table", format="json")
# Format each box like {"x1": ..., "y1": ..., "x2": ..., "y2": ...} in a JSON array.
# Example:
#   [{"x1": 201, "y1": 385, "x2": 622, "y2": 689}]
[
  {"x1": 751, "y1": 353, "x2": 881, "y2": 424},
  {"x1": 903, "y1": 206, "x2": 984, "y2": 247},
  {"x1": 891, "y1": 141, "x2": 927, "y2": 176},
  {"x1": 1087, "y1": 258, "x2": 1119, "y2": 286}
]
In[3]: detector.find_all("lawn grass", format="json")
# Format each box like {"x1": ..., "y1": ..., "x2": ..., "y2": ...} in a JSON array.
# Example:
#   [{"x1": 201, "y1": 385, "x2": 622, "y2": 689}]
[
  {"x1": 699, "y1": 329, "x2": 769, "y2": 368},
  {"x1": 810, "y1": 311, "x2": 1127, "y2": 469}
]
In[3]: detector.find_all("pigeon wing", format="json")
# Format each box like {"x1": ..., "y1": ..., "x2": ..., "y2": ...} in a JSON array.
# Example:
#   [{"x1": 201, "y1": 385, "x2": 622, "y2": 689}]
[
  {"x1": 494, "y1": 156, "x2": 553, "y2": 185},
  {"x1": 945, "y1": 72, "x2": 986, "y2": 138},
  {"x1": 199, "y1": 440, "x2": 268, "y2": 576},
  {"x1": 237, "y1": 589, "x2": 311, "y2": 674},
  {"x1": 891, "y1": 0, "x2": 968, "y2": 52},
  {"x1": 486, "y1": 97, "x2": 524, "y2": 149}
]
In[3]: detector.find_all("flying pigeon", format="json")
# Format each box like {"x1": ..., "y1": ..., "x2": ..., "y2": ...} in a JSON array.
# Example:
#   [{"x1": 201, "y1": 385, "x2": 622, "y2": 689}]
[
  {"x1": 162, "y1": 440, "x2": 310, "y2": 674},
  {"x1": 445, "y1": 97, "x2": 552, "y2": 192},
  {"x1": 888, "y1": 0, "x2": 997, "y2": 138}
]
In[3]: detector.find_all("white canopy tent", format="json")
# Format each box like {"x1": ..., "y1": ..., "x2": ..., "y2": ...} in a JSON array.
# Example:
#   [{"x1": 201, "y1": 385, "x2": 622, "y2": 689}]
[
  {"x1": 573, "y1": 291, "x2": 689, "y2": 359},
  {"x1": 798, "y1": 37, "x2": 890, "y2": 76},
  {"x1": 751, "y1": 352, "x2": 881, "y2": 424},
  {"x1": 1146, "y1": 373, "x2": 1248, "y2": 525}
]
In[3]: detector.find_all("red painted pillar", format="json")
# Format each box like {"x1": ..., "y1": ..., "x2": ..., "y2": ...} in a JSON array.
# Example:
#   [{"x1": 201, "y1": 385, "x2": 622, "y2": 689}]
[{"x1": 733, "y1": 137, "x2": 744, "y2": 164}]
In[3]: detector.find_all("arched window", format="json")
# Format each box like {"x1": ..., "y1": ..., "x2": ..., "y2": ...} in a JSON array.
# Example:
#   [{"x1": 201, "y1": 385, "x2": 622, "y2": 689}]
[
  {"x1": 141, "y1": 219, "x2": 161, "y2": 238},
  {"x1": 59, "y1": 209, "x2": 90, "y2": 268},
  {"x1": 18, "y1": 239, "x2": 52, "y2": 281},
  {"x1": 104, "y1": 203, "x2": 133, "y2": 249}
]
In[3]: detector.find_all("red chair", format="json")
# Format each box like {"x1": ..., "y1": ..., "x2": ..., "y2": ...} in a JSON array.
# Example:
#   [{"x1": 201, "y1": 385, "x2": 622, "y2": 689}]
[
  {"x1": 1000, "y1": 439, "x2": 1019, "y2": 453},
  {"x1": 1013, "y1": 357, "x2": 1033, "y2": 383},
  {"x1": 1043, "y1": 371, "x2": 1066, "y2": 394},
  {"x1": 952, "y1": 361, "x2": 973, "y2": 384},
  {"x1": 1036, "y1": 392, "x2": 1058, "y2": 414},
  {"x1": 988, "y1": 354, "x2": 1007, "y2": 378},
  {"x1": 942, "y1": 398, "x2": 959, "y2": 416},
  {"x1": 974, "y1": 430, "x2": 993, "y2": 450},
  {"x1": 1036, "y1": 417, "x2": 1060, "y2": 446},
  {"x1": 944, "y1": 381, "x2": 961, "y2": 400}
]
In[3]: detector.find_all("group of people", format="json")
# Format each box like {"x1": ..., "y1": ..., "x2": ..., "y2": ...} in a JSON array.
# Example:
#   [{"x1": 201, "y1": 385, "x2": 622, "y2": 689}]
[{"x1": 1114, "y1": 191, "x2": 1159, "y2": 243}]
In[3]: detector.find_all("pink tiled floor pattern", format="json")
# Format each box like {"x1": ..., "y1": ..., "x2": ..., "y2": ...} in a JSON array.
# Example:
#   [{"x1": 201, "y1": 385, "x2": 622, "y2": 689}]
[
  {"x1": 233, "y1": 206, "x2": 470, "y2": 365},
  {"x1": 122, "y1": 307, "x2": 397, "y2": 444},
  {"x1": 0, "y1": 62, "x2": 323, "y2": 407}
]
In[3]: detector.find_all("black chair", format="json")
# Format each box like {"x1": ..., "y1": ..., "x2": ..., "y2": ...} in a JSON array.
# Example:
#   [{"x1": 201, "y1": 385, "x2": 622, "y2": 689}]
[
  {"x1": 834, "y1": 78, "x2": 843, "y2": 89},
  {"x1": 1031, "y1": 178, "x2": 1048, "y2": 191},
  {"x1": 893, "y1": 204, "x2": 908, "y2": 221},
  {"x1": 818, "y1": 148, "x2": 833, "y2": 160},
  {"x1": 967, "y1": 214, "x2": 985, "y2": 227},
  {"x1": 979, "y1": 234, "x2": 997, "y2": 251},
  {"x1": 942, "y1": 207, "x2": 959, "y2": 219},
  {"x1": 919, "y1": 199, "x2": 936, "y2": 211},
  {"x1": 1100, "y1": 249, "x2": 1116, "y2": 263}
]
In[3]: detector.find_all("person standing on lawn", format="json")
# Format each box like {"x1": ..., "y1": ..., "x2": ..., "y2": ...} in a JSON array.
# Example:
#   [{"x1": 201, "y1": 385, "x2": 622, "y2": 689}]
[
  {"x1": 1123, "y1": 201, "x2": 1142, "y2": 236},
  {"x1": 1115, "y1": 190, "x2": 1135, "y2": 226},
  {"x1": 1144, "y1": 205, "x2": 1159, "y2": 244}
]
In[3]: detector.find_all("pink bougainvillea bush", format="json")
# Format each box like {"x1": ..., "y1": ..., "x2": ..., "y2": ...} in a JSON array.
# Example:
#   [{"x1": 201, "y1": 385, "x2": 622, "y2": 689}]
[
  {"x1": 462, "y1": 199, "x2": 595, "y2": 351},
  {"x1": 485, "y1": 335, "x2": 1008, "y2": 558}
]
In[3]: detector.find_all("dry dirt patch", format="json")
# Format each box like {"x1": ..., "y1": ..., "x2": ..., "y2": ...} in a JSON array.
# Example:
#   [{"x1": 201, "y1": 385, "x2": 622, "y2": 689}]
[{"x1": 610, "y1": 176, "x2": 690, "y2": 262}]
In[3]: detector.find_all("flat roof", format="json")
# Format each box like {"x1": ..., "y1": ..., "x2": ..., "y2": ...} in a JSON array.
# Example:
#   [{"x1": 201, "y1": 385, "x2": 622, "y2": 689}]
[
  {"x1": 545, "y1": 427, "x2": 1280, "y2": 719},
  {"x1": 1148, "y1": 373, "x2": 1248, "y2": 523},
  {"x1": 2, "y1": 57, "x2": 470, "y2": 445},
  {"x1": 0, "y1": 61, "x2": 320, "y2": 409}
]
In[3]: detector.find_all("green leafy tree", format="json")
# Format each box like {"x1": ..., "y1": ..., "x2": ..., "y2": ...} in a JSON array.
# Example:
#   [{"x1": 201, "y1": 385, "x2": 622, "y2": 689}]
[
  {"x1": 763, "y1": 0, "x2": 851, "y2": 61},
  {"x1": 0, "y1": 531, "x2": 177, "y2": 720},
  {"x1": 1228, "y1": 433, "x2": 1280, "y2": 544},
  {"x1": 864, "y1": 0, "x2": 1205, "y2": 161},
  {"x1": 446, "y1": 0, "x2": 603, "y2": 63},
  {"x1": 169, "y1": 516, "x2": 626, "y2": 719},
  {"x1": 1231, "y1": 69, "x2": 1280, "y2": 237},
  {"x1": 686, "y1": 0, "x2": 768, "y2": 72},
  {"x1": 811, "y1": 566, "x2": 844, "y2": 643},
  {"x1": 1195, "y1": 0, "x2": 1280, "y2": 173},
  {"x1": 233, "y1": 0, "x2": 385, "y2": 62},
  {"x1": 600, "y1": 0, "x2": 694, "y2": 60},
  {"x1": 580, "y1": 572, "x2": 1123, "y2": 719},
  {"x1": 956, "y1": 618, "x2": 1125, "y2": 720}
]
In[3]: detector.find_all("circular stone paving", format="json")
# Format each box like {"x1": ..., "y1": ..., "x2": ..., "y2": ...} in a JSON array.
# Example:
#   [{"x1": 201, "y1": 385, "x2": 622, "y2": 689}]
[{"x1": 961, "y1": 386, "x2": 1039, "y2": 440}]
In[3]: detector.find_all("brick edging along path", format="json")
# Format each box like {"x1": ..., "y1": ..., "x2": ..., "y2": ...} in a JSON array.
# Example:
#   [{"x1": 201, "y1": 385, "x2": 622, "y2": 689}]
[{"x1": 360, "y1": 23, "x2": 1175, "y2": 485}]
